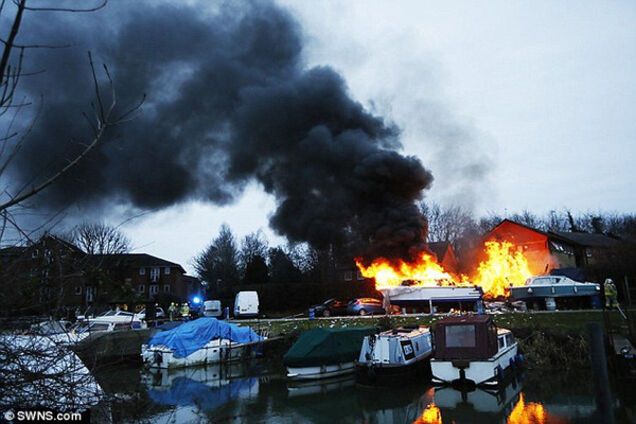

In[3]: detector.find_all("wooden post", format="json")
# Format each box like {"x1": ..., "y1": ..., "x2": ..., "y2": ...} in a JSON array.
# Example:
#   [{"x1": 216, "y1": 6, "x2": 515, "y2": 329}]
[
  {"x1": 623, "y1": 276, "x2": 632, "y2": 307},
  {"x1": 587, "y1": 323, "x2": 615, "y2": 424}
]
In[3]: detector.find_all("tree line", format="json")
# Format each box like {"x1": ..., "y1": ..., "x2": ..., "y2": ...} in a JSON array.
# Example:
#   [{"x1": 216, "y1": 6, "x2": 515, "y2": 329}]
[{"x1": 193, "y1": 204, "x2": 636, "y2": 288}]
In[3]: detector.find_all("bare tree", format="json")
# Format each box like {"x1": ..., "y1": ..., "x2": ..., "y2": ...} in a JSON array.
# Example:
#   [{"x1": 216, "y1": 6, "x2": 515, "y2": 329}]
[
  {"x1": 420, "y1": 201, "x2": 478, "y2": 249},
  {"x1": 0, "y1": 0, "x2": 143, "y2": 240},
  {"x1": 69, "y1": 221, "x2": 130, "y2": 255}
]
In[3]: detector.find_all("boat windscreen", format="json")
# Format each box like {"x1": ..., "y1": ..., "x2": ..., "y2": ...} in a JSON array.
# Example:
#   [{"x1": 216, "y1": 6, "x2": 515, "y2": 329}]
[{"x1": 445, "y1": 325, "x2": 476, "y2": 348}]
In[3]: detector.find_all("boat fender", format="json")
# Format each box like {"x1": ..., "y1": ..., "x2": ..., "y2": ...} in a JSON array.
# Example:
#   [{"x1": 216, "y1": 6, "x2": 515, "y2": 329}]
[
  {"x1": 154, "y1": 351, "x2": 162, "y2": 366},
  {"x1": 495, "y1": 365, "x2": 503, "y2": 383},
  {"x1": 516, "y1": 353, "x2": 525, "y2": 364},
  {"x1": 573, "y1": 286, "x2": 578, "y2": 293},
  {"x1": 509, "y1": 357, "x2": 516, "y2": 369},
  {"x1": 368, "y1": 366, "x2": 376, "y2": 380}
]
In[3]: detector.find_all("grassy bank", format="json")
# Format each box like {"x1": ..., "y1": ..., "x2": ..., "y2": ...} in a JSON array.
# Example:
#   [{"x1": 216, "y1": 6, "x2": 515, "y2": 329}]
[{"x1": 238, "y1": 310, "x2": 633, "y2": 369}]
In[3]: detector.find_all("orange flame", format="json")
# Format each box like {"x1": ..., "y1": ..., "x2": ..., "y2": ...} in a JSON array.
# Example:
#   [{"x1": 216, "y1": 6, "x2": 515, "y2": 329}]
[
  {"x1": 507, "y1": 393, "x2": 568, "y2": 424},
  {"x1": 355, "y1": 251, "x2": 464, "y2": 290},
  {"x1": 471, "y1": 241, "x2": 533, "y2": 298},
  {"x1": 356, "y1": 240, "x2": 535, "y2": 299},
  {"x1": 413, "y1": 403, "x2": 443, "y2": 424}
]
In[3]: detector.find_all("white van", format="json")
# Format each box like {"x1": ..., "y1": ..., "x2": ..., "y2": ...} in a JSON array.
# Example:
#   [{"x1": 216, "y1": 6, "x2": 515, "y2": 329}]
[
  {"x1": 203, "y1": 300, "x2": 223, "y2": 318},
  {"x1": 234, "y1": 291, "x2": 259, "y2": 318}
]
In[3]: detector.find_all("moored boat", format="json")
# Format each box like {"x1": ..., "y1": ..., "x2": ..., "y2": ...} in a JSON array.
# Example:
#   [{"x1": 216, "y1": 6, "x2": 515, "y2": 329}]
[
  {"x1": 356, "y1": 326, "x2": 433, "y2": 384},
  {"x1": 284, "y1": 327, "x2": 375, "y2": 380},
  {"x1": 510, "y1": 275, "x2": 601, "y2": 310},
  {"x1": 430, "y1": 315, "x2": 522, "y2": 387},
  {"x1": 141, "y1": 317, "x2": 263, "y2": 369}
]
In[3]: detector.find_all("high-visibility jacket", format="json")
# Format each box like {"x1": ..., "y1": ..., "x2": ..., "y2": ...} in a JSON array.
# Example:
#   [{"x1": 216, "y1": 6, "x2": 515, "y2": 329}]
[{"x1": 604, "y1": 283, "x2": 617, "y2": 297}]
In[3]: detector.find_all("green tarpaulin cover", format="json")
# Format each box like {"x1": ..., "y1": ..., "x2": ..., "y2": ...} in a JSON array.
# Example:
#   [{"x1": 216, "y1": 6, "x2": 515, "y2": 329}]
[{"x1": 283, "y1": 327, "x2": 376, "y2": 367}]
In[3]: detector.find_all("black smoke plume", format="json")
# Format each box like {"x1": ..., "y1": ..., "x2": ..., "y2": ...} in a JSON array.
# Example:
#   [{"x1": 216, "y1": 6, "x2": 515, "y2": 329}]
[{"x1": 8, "y1": 1, "x2": 433, "y2": 259}]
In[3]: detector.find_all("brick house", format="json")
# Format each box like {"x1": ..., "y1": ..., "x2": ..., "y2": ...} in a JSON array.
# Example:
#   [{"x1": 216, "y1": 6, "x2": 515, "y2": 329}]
[
  {"x1": 484, "y1": 219, "x2": 622, "y2": 273},
  {"x1": 0, "y1": 234, "x2": 196, "y2": 316}
]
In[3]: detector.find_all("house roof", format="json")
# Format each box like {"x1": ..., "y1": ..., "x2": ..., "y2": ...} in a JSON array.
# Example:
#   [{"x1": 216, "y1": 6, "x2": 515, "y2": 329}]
[
  {"x1": 90, "y1": 253, "x2": 186, "y2": 273},
  {"x1": 548, "y1": 231, "x2": 621, "y2": 248},
  {"x1": 427, "y1": 242, "x2": 451, "y2": 262}
]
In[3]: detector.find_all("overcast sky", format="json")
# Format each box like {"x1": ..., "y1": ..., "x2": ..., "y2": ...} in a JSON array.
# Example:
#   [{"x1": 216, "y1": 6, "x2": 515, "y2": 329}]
[{"x1": 90, "y1": 1, "x2": 636, "y2": 272}]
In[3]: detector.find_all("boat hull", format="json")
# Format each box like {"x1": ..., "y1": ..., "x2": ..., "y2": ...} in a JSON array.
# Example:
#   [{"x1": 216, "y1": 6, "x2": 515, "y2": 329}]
[
  {"x1": 431, "y1": 345, "x2": 519, "y2": 387},
  {"x1": 510, "y1": 284, "x2": 599, "y2": 300},
  {"x1": 286, "y1": 362, "x2": 356, "y2": 380},
  {"x1": 141, "y1": 339, "x2": 249, "y2": 369},
  {"x1": 356, "y1": 356, "x2": 431, "y2": 385}
]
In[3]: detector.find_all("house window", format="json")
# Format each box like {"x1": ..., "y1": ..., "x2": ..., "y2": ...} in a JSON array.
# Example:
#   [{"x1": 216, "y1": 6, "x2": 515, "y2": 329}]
[
  {"x1": 86, "y1": 286, "x2": 95, "y2": 302},
  {"x1": 586, "y1": 248, "x2": 593, "y2": 258},
  {"x1": 164, "y1": 267, "x2": 171, "y2": 275},
  {"x1": 163, "y1": 284, "x2": 171, "y2": 293},
  {"x1": 74, "y1": 286, "x2": 82, "y2": 295},
  {"x1": 150, "y1": 285, "x2": 159, "y2": 295},
  {"x1": 139, "y1": 267, "x2": 146, "y2": 276},
  {"x1": 356, "y1": 271, "x2": 364, "y2": 281},
  {"x1": 150, "y1": 267, "x2": 160, "y2": 282},
  {"x1": 138, "y1": 284, "x2": 145, "y2": 293},
  {"x1": 344, "y1": 271, "x2": 353, "y2": 281}
]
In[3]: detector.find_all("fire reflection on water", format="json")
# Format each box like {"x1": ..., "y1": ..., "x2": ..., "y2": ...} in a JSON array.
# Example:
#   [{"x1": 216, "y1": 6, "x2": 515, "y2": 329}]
[{"x1": 412, "y1": 392, "x2": 570, "y2": 424}]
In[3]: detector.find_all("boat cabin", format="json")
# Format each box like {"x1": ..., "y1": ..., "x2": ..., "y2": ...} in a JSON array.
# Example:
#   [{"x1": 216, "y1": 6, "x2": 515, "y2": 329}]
[{"x1": 433, "y1": 315, "x2": 500, "y2": 360}]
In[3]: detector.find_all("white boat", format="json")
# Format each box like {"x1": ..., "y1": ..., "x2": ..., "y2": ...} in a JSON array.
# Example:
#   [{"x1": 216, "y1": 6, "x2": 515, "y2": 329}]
[
  {"x1": 0, "y1": 335, "x2": 103, "y2": 411},
  {"x1": 381, "y1": 285, "x2": 483, "y2": 313},
  {"x1": 356, "y1": 326, "x2": 433, "y2": 384},
  {"x1": 284, "y1": 327, "x2": 376, "y2": 380},
  {"x1": 141, "y1": 317, "x2": 263, "y2": 369},
  {"x1": 430, "y1": 315, "x2": 522, "y2": 387}
]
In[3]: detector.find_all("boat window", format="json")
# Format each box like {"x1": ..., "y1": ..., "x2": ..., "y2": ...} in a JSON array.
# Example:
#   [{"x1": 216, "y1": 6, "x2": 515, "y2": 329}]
[
  {"x1": 445, "y1": 325, "x2": 476, "y2": 348},
  {"x1": 505, "y1": 334, "x2": 515, "y2": 346},
  {"x1": 114, "y1": 323, "x2": 130, "y2": 331},
  {"x1": 89, "y1": 323, "x2": 110, "y2": 332},
  {"x1": 498, "y1": 336, "x2": 505, "y2": 349}
]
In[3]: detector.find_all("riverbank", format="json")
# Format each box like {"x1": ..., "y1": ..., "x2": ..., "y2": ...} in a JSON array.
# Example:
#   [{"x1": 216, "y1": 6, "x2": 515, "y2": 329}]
[{"x1": 238, "y1": 309, "x2": 633, "y2": 369}]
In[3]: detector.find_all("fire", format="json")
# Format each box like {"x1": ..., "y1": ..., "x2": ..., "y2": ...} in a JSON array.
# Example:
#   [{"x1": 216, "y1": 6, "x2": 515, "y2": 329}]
[
  {"x1": 471, "y1": 241, "x2": 533, "y2": 298},
  {"x1": 355, "y1": 251, "x2": 463, "y2": 290},
  {"x1": 507, "y1": 393, "x2": 568, "y2": 424},
  {"x1": 355, "y1": 240, "x2": 534, "y2": 299},
  {"x1": 413, "y1": 403, "x2": 442, "y2": 424}
]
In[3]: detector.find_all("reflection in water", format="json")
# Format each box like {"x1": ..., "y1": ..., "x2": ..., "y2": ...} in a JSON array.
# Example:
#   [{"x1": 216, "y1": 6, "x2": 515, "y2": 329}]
[
  {"x1": 507, "y1": 393, "x2": 568, "y2": 424},
  {"x1": 413, "y1": 403, "x2": 442, "y2": 424},
  {"x1": 95, "y1": 361, "x2": 609, "y2": 423}
]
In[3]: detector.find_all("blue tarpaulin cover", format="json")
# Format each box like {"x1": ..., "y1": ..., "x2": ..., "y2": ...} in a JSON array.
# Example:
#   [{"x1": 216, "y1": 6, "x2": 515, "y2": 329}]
[{"x1": 147, "y1": 318, "x2": 262, "y2": 358}]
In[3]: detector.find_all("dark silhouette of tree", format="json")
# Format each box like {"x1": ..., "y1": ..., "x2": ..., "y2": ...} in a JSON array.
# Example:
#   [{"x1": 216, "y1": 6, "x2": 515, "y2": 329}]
[
  {"x1": 268, "y1": 246, "x2": 302, "y2": 284},
  {"x1": 193, "y1": 224, "x2": 239, "y2": 291}
]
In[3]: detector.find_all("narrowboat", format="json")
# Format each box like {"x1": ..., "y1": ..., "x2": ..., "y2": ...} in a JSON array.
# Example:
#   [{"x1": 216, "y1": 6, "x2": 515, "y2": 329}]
[
  {"x1": 141, "y1": 317, "x2": 263, "y2": 369},
  {"x1": 284, "y1": 327, "x2": 376, "y2": 380},
  {"x1": 430, "y1": 315, "x2": 522, "y2": 387},
  {"x1": 356, "y1": 326, "x2": 433, "y2": 384}
]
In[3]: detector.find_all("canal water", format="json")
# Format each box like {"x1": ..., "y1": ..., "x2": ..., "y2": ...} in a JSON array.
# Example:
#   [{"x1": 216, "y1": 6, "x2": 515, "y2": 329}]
[{"x1": 94, "y1": 360, "x2": 634, "y2": 423}]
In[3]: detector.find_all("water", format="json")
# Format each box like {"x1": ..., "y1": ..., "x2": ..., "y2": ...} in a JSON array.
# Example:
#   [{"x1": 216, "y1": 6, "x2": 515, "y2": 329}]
[{"x1": 94, "y1": 361, "x2": 635, "y2": 423}]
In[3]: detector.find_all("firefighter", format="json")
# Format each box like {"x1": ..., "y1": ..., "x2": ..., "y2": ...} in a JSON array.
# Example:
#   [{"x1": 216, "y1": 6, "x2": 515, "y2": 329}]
[
  {"x1": 604, "y1": 278, "x2": 619, "y2": 309},
  {"x1": 180, "y1": 302, "x2": 190, "y2": 320},
  {"x1": 168, "y1": 302, "x2": 177, "y2": 321}
]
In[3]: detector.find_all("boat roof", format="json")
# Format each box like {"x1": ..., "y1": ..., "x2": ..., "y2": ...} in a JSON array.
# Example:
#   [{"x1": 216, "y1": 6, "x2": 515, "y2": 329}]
[
  {"x1": 436, "y1": 314, "x2": 493, "y2": 325},
  {"x1": 378, "y1": 326, "x2": 429, "y2": 337},
  {"x1": 497, "y1": 328, "x2": 511, "y2": 335}
]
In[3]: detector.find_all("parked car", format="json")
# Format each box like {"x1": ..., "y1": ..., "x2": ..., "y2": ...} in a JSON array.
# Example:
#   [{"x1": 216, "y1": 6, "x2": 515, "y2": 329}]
[
  {"x1": 346, "y1": 298, "x2": 386, "y2": 316},
  {"x1": 310, "y1": 298, "x2": 349, "y2": 317}
]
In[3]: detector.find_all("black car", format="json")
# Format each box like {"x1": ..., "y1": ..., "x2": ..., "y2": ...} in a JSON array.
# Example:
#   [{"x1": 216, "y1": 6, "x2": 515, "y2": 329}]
[{"x1": 310, "y1": 298, "x2": 349, "y2": 317}]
